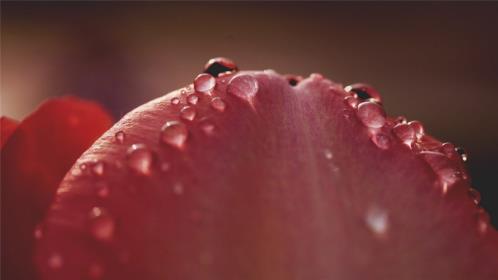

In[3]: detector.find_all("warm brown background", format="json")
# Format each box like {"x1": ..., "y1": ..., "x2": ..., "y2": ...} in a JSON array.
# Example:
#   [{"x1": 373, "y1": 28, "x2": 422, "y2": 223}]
[{"x1": 2, "y1": 2, "x2": 498, "y2": 224}]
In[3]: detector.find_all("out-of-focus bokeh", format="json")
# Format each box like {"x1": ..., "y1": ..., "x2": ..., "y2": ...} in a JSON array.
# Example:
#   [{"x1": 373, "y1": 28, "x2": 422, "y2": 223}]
[{"x1": 2, "y1": 2, "x2": 498, "y2": 223}]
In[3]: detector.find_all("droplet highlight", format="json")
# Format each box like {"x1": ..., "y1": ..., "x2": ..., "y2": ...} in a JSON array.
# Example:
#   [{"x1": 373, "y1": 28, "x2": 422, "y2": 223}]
[
  {"x1": 126, "y1": 144, "x2": 155, "y2": 176},
  {"x1": 211, "y1": 97, "x2": 226, "y2": 112},
  {"x1": 408, "y1": 121, "x2": 424, "y2": 140},
  {"x1": 89, "y1": 207, "x2": 115, "y2": 242},
  {"x1": 227, "y1": 74, "x2": 259, "y2": 104},
  {"x1": 92, "y1": 161, "x2": 105, "y2": 176},
  {"x1": 371, "y1": 133, "x2": 391, "y2": 150},
  {"x1": 357, "y1": 101, "x2": 386, "y2": 128},
  {"x1": 365, "y1": 207, "x2": 389, "y2": 237},
  {"x1": 187, "y1": 94, "x2": 199, "y2": 105},
  {"x1": 114, "y1": 131, "x2": 125, "y2": 144},
  {"x1": 392, "y1": 123, "x2": 415, "y2": 147},
  {"x1": 48, "y1": 253, "x2": 63, "y2": 270},
  {"x1": 180, "y1": 106, "x2": 196, "y2": 121},
  {"x1": 171, "y1": 97, "x2": 180, "y2": 105},
  {"x1": 194, "y1": 73, "x2": 216, "y2": 93}
]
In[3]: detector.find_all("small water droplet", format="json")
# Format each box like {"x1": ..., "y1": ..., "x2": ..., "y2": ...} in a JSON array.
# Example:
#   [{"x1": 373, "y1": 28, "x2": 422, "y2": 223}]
[
  {"x1": 89, "y1": 207, "x2": 115, "y2": 242},
  {"x1": 194, "y1": 73, "x2": 216, "y2": 93},
  {"x1": 204, "y1": 57, "x2": 238, "y2": 77},
  {"x1": 88, "y1": 262, "x2": 104, "y2": 279},
  {"x1": 96, "y1": 182, "x2": 110, "y2": 198},
  {"x1": 48, "y1": 253, "x2": 63, "y2": 269},
  {"x1": 227, "y1": 74, "x2": 259, "y2": 103},
  {"x1": 200, "y1": 121, "x2": 216, "y2": 135},
  {"x1": 324, "y1": 149, "x2": 333, "y2": 160},
  {"x1": 371, "y1": 133, "x2": 391, "y2": 150},
  {"x1": 392, "y1": 123, "x2": 415, "y2": 147},
  {"x1": 468, "y1": 188, "x2": 481, "y2": 205},
  {"x1": 476, "y1": 208, "x2": 490, "y2": 234},
  {"x1": 187, "y1": 94, "x2": 199, "y2": 105},
  {"x1": 171, "y1": 97, "x2": 180, "y2": 105},
  {"x1": 71, "y1": 167, "x2": 82, "y2": 176},
  {"x1": 455, "y1": 146, "x2": 468, "y2": 162},
  {"x1": 357, "y1": 101, "x2": 386, "y2": 128},
  {"x1": 114, "y1": 131, "x2": 125, "y2": 144},
  {"x1": 211, "y1": 97, "x2": 226, "y2": 112},
  {"x1": 365, "y1": 207, "x2": 389, "y2": 237},
  {"x1": 160, "y1": 162, "x2": 171, "y2": 172},
  {"x1": 395, "y1": 116, "x2": 408, "y2": 124},
  {"x1": 173, "y1": 183, "x2": 184, "y2": 195},
  {"x1": 80, "y1": 163, "x2": 88, "y2": 171},
  {"x1": 34, "y1": 224, "x2": 43, "y2": 239},
  {"x1": 92, "y1": 161, "x2": 105, "y2": 176},
  {"x1": 180, "y1": 106, "x2": 197, "y2": 121},
  {"x1": 345, "y1": 83, "x2": 382, "y2": 103},
  {"x1": 160, "y1": 121, "x2": 188, "y2": 149},
  {"x1": 344, "y1": 95, "x2": 358, "y2": 108},
  {"x1": 408, "y1": 121, "x2": 424, "y2": 140},
  {"x1": 126, "y1": 144, "x2": 155, "y2": 176}
]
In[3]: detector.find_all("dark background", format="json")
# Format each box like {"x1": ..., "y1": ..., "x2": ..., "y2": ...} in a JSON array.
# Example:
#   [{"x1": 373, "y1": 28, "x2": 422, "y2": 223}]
[{"x1": 2, "y1": 2, "x2": 498, "y2": 225}]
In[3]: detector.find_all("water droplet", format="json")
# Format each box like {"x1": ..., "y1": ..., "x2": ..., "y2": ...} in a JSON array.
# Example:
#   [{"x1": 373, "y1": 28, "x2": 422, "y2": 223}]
[
  {"x1": 392, "y1": 123, "x2": 415, "y2": 147},
  {"x1": 324, "y1": 149, "x2": 333, "y2": 160},
  {"x1": 395, "y1": 116, "x2": 408, "y2": 124},
  {"x1": 92, "y1": 161, "x2": 105, "y2": 176},
  {"x1": 345, "y1": 83, "x2": 382, "y2": 103},
  {"x1": 211, "y1": 97, "x2": 226, "y2": 112},
  {"x1": 114, "y1": 131, "x2": 125, "y2": 144},
  {"x1": 200, "y1": 120, "x2": 216, "y2": 135},
  {"x1": 476, "y1": 208, "x2": 490, "y2": 234},
  {"x1": 171, "y1": 97, "x2": 180, "y2": 105},
  {"x1": 441, "y1": 142, "x2": 456, "y2": 157},
  {"x1": 126, "y1": 144, "x2": 155, "y2": 176},
  {"x1": 173, "y1": 183, "x2": 184, "y2": 195},
  {"x1": 187, "y1": 94, "x2": 199, "y2": 105},
  {"x1": 371, "y1": 133, "x2": 391, "y2": 150},
  {"x1": 160, "y1": 121, "x2": 188, "y2": 149},
  {"x1": 468, "y1": 188, "x2": 481, "y2": 205},
  {"x1": 408, "y1": 121, "x2": 424, "y2": 140},
  {"x1": 89, "y1": 207, "x2": 115, "y2": 242},
  {"x1": 180, "y1": 106, "x2": 196, "y2": 121},
  {"x1": 344, "y1": 95, "x2": 358, "y2": 108},
  {"x1": 421, "y1": 151, "x2": 461, "y2": 194},
  {"x1": 34, "y1": 224, "x2": 43, "y2": 239},
  {"x1": 80, "y1": 163, "x2": 88, "y2": 171},
  {"x1": 204, "y1": 57, "x2": 238, "y2": 77},
  {"x1": 71, "y1": 167, "x2": 82, "y2": 176},
  {"x1": 88, "y1": 262, "x2": 104, "y2": 279},
  {"x1": 357, "y1": 101, "x2": 386, "y2": 128},
  {"x1": 455, "y1": 146, "x2": 468, "y2": 162},
  {"x1": 227, "y1": 74, "x2": 259, "y2": 104},
  {"x1": 365, "y1": 207, "x2": 389, "y2": 237},
  {"x1": 96, "y1": 182, "x2": 110, "y2": 198},
  {"x1": 194, "y1": 73, "x2": 216, "y2": 93},
  {"x1": 48, "y1": 253, "x2": 63, "y2": 269},
  {"x1": 160, "y1": 162, "x2": 171, "y2": 172}
]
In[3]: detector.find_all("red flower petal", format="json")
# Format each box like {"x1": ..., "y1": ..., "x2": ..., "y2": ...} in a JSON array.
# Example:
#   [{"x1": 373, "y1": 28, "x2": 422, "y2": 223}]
[
  {"x1": 36, "y1": 71, "x2": 498, "y2": 279},
  {"x1": 1, "y1": 96, "x2": 112, "y2": 280},
  {"x1": 1, "y1": 116, "x2": 19, "y2": 148}
]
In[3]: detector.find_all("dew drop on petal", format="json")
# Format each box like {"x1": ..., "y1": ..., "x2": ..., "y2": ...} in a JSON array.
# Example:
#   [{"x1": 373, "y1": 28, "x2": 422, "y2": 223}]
[
  {"x1": 80, "y1": 163, "x2": 88, "y2": 171},
  {"x1": 365, "y1": 207, "x2": 389, "y2": 237},
  {"x1": 187, "y1": 94, "x2": 199, "y2": 105},
  {"x1": 126, "y1": 144, "x2": 155, "y2": 176},
  {"x1": 392, "y1": 123, "x2": 415, "y2": 147},
  {"x1": 180, "y1": 106, "x2": 197, "y2": 121},
  {"x1": 194, "y1": 73, "x2": 216, "y2": 93},
  {"x1": 92, "y1": 161, "x2": 105, "y2": 176},
  {"x1": 171, "y1": 97, "x2": 180, "y2": 105},
  {"x1": 324, "y1": 149, "x2": 333, "y2": 160},
  {"x1": 204, "y1": 57, "x2": 238, "y2": 77},
  {"x1": 173, "y1": 183, "x2": 184, "y2": 195},
  {"x1": 89, "y1": 207, "x2": 115, "y2": 242},
  {"x1": 34, "y1": 224, "x2": 43, "y2": 240},
  {"x1": 211, "y1": 97, "x2": 226, "y2": 112},
  {"x1": 441, "y1": 142, "x2": 456, "y2": 157},
  {"x1": 114, "y1": 131, "x2": 125, "y2": 144},
  {"x1": 160, "y1": 121, "x2": 188, "y2": 149},
  {"x1": 357, "y1": 101, "x2": 386, "y2": 128},
  {"x1": 160, "y1": 162, "x2": 171, "y2": 172},
  {"x1": 476, "y1": 209, "x2": 490, "y2": 234},
  {"x1": 48, "y1": 253, "x2": 63, "y2": 270},
  {"x1": 344, "y1": 95, "x2": 358, "y2": 109},
  {"x1": 200, "y1": 121, "x2": 216, "y2": 135},
  {"x1": 371, "y1": 133, "x2": 391, "y2": 150},
  {"x1": 227, "y1": 74, "x2": 259, "y2": 103},
  {"x1": 408, "y1": 120, "x2": 424, "y2": 140}
]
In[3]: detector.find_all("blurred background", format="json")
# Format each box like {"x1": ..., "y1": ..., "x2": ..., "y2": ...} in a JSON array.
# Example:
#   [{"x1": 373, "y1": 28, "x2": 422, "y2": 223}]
[{"x1": 2, "y1": 2, "x2": 497, "y2": 225}]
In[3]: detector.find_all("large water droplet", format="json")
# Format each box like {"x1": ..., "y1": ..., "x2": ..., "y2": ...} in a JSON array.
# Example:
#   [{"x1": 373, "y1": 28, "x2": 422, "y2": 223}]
[
  {"x1": 48, "y1": 253, "x2": 63, "y2": 270},
  {"x1": 114, "y1": 131, "x2": 125, "y2": 144},
  {"x1": 126, "y1": 144, "x2": 155, "y2": 176},
  {"x1": 365, "y1": 207, "x2": 389, "y2": 237},
  {"x1": 211, "y1": 97, "x2": 226, "y2": 112},
  {"x1": 227, "y1": 74, "x2": 259, "y2": 103},
  {"x1": 408, "y1": 121, "x2": 424, "y2": 140},
  {"x1": 357, "y1": 101, "x2": 386, "y2": 128},
  {"x1": 392, "y1": 123, "x2": 415, "y2": 147},
  {"x1": 194, "y1": 73, "x2": 216, "y2": 93},
  {"x1": 187, "y1": 94, "x2": 199, "y2": 105},
  {"x1": 89, "y1": 207, "x2": 115, "y2": 242},
  {"x1": 345, "y1": 83, "x2": 382, "y2": 103},
  {"x1": 204, "y1": 57, "x2": 238, "y2": 77},
  {"x1": 395, "y1": 116, "x2": 408, "y2": 124},
  {"x1": 180, "y1": 106, "x2": 197, "y2": 121},
  {"x1": 92, "y1": 161, "x2": 105, "y2": 176},
  {"x1": 160, "y1": 121, "x2": 188, "y2": 149},
  {"x1": 171, "y1": 97, "x2": 180, "y2": 105}
]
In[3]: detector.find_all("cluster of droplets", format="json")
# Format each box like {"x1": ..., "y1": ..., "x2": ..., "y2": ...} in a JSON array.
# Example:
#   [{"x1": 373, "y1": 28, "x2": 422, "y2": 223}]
[{"x1": 343, "y1": 83, "x2": 488, "y2": 234}]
